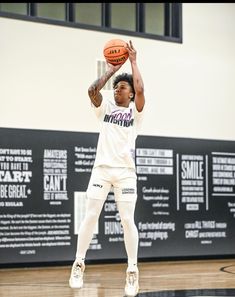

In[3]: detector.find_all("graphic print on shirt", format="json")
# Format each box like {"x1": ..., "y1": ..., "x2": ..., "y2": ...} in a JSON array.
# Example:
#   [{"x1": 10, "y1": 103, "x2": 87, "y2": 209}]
[{"x1": 103, "y1": 108, "x2": 134, "y2": 127}]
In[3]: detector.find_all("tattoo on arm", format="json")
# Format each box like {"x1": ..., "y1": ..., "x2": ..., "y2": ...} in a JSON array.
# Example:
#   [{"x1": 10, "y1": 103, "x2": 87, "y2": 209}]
[{"x1": 88, "y1": 70, "x2": 115, "y2": 107}]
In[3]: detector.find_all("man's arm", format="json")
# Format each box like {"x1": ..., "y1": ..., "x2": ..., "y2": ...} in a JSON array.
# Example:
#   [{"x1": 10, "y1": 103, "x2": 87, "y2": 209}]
[
  {"x1": 88, "y1": 63, "x2": 122, "y2": 107},
  {"x1": 126, "y1": 40, "x2": 145, "y2": 112}
]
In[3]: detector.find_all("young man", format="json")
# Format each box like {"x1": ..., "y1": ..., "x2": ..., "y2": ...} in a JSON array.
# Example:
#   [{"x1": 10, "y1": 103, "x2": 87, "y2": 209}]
[{"x1": 69, "y1": 40, "x2": 145, "y2": 297}]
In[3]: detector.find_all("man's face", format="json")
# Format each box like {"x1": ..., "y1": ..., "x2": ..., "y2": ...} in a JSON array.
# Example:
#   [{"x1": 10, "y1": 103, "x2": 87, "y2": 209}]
[{"x1": 114, "y1": 81, "x2": 133, "y2": 107}]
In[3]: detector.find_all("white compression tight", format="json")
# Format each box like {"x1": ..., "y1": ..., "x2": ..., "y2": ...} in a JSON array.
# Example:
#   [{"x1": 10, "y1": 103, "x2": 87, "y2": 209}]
[{"x1": 76, "y1": 198, "x2": 139, "y2": 269}]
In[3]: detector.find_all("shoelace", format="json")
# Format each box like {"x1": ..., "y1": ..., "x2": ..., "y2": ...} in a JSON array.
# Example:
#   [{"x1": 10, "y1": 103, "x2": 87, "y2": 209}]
[
  {"x1": 127, "y1": 272, "x2": 137, "y2": 286},
  {"x1": 73, "y1": 263, "x2": 83, "y2": 277}
]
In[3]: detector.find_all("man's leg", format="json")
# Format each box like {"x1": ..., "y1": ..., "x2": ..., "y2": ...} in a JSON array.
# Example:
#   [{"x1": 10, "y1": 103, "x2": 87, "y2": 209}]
[
  {"x1": 117, "y1": 200, "x2": 139, "y2": 297},
  {"x1": 69, "y1": 198, "x2": 105, "y2": 289}
]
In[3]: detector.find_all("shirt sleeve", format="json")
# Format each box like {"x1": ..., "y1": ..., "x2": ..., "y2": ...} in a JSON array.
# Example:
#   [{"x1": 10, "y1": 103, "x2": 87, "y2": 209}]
[
  {"x1": 133, "y1": 102, "x2": 145, "y2": 129},
  {"x1": 91, "y1": 98, "x2": 107, "y2": 121}
]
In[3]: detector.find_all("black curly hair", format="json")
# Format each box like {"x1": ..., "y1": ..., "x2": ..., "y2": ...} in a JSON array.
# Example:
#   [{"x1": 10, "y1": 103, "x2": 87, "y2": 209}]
[{"x1": 113, "y1": 73, "x2": 135, "y2": 101}]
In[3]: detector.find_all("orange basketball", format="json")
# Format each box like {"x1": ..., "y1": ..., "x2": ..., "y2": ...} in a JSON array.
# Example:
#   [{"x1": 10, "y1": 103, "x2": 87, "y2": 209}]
[{"x1": 103, "y1": 39, "x2": 129, "y2": 66}]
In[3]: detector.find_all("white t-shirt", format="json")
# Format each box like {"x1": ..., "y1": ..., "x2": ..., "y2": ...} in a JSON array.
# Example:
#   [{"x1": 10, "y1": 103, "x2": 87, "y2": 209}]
[{"x1": 93, "y1": 98, "x2": 144, "y2": 169}]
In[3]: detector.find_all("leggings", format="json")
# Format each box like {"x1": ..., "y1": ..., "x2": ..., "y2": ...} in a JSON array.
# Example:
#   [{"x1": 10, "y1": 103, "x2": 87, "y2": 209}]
[{"x1": 76, "y1": 198, "x2": 139, "y2": 267}]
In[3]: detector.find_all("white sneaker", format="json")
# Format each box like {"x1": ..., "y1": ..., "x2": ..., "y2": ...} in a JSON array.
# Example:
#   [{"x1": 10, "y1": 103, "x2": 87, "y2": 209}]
[
  {"x1": 124, "y1": 269, "x2": 139, "y2": 296},
  {"x1": 69, "y1": 261, "x2": 85, "y2": 289}
]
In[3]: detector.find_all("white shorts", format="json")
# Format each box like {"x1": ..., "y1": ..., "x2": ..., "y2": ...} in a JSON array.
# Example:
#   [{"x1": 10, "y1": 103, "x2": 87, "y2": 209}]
[{"x1": 86, "y1": 166, "x2": 137, "y2": 202}]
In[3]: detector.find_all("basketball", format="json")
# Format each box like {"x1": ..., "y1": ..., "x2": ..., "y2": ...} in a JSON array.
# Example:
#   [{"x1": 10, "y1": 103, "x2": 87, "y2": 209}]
[{"x1": 103, "y1": 39, "x2": 129, "y2": 66}]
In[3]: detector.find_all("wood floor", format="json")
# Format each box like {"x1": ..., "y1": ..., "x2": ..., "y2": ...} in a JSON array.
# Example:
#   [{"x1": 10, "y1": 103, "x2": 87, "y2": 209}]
[{"x1": 0, "y1": 258, "x2": 235, "y2": 297}]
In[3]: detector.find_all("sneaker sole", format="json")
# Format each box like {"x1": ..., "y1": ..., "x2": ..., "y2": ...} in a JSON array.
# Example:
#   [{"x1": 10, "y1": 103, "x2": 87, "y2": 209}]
[
  {"x1": 69, "y1": 278, "x2": 83, "y2": 289},
  {"x1": 125, "y1": 286, "x2": 139, "y2": 296}
]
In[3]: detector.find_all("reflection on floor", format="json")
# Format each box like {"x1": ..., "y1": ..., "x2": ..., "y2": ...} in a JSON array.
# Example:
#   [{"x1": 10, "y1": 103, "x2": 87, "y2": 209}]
[{"x1": 139, "y1": 288, "x2": 235, "y2": 297}]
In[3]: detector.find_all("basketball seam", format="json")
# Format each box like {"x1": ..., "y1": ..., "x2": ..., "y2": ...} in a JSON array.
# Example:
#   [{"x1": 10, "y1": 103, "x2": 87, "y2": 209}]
[{"x1": 104, "y1": 54, "x2": 128, "y2": 59}]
